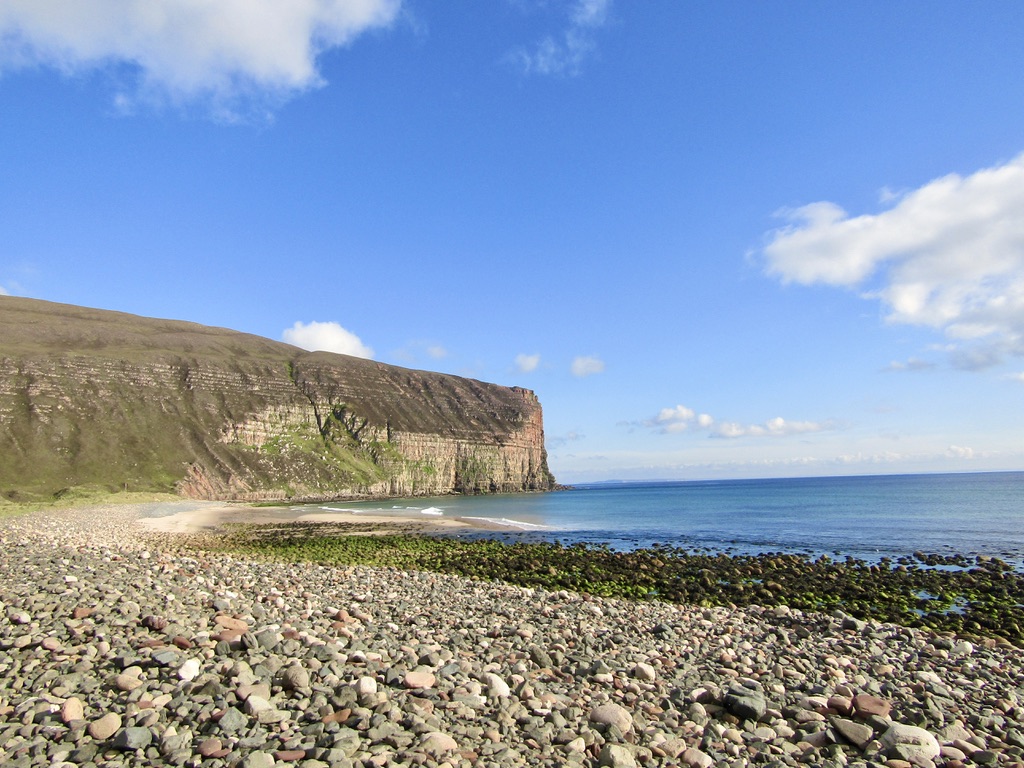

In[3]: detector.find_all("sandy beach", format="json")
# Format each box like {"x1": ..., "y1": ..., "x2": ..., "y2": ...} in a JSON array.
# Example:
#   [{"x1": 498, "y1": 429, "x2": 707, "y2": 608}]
[{"x1": 137, "y1": 500, "x2": 501, "y2": 535}]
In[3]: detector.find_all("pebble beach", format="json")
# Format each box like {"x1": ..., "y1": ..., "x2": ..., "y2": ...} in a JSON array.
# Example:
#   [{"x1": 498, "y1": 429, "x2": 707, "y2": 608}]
[{"x1": 1, "y1": 503, "x2": 1023, "y2": 768}]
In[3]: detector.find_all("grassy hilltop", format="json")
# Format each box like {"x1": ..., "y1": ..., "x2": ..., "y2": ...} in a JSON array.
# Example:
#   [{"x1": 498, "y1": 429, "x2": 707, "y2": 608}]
[{"x1": 0, "y1": 297, "x2": 554, "y2": 503}]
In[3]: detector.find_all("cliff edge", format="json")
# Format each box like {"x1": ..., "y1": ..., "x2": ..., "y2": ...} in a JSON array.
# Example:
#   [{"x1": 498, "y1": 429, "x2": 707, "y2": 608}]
[{"x1": 0, "y1": 297, "x2": 555, "y2": 502}]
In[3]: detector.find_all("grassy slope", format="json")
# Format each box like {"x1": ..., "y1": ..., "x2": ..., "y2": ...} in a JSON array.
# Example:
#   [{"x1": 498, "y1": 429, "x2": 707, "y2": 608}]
[{"x1": 0, "y1": 297, "x2": 552, "y2": 501}]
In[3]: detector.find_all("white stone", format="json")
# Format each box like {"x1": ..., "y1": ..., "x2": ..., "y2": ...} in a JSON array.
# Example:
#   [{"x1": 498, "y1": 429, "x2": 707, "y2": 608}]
[
  {"x1": 880, "y1": 723, "x2": 941, "y2": 760},
  {"x1": 355, "y1": 676, "x2": 378, "y2": 696},
  {"x1": 565, "y1": 737, "x2": 587, "y2": 753},
  {"x1": 178, "y1": 658, "x2": 201, "y2": 681},
  {"x1": 420, "y1": 731, "x2": 458, "y2": 756},
  {"x1": 481, "y1": 672, "x2": 511, "y2": 698},
  {"x1": 589, "y1": 703, "x2": 633, "y2": 734},
  {"x1": 632, "y1": 662, "x2": 656, "y2": 682},
  {"x1": 681, "y1": 747, "x2": 715, "y2": 768},
  {"x1": 243, "y1": 695, "x2": 273, "y2": 715},
  {"x1": 599, "y1": 744, "x2": 637, "y2": 768},
  {"x1": 951, "y1": 640, "x2": 975, "y2": 656}
]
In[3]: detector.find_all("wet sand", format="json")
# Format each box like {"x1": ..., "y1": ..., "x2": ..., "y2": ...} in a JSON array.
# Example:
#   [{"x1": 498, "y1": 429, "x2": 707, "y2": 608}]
[{"x1": 137, "y1": 500, "x2": 504, "y2": 535}]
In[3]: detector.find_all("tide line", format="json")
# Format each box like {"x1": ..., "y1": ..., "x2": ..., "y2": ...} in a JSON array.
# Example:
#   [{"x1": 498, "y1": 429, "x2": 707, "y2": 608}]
[{"x1": 464, "y1": 516, "x2": 549, "y2": 531}]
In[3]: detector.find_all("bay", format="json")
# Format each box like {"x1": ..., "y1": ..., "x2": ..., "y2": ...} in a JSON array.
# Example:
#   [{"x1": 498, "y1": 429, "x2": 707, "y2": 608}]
[{"x1": 300, "y1": 471, "x2": 1024, "y2": 565}]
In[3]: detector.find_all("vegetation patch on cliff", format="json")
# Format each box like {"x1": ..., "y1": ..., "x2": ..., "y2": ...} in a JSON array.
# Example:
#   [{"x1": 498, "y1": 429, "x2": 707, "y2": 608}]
[{"x1": 0, "y1": 297, "x2": 555, "y2": 502}]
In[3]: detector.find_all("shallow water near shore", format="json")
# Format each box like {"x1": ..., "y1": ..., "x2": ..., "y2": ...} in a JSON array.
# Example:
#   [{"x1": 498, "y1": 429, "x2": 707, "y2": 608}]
[{"x1": 295, "y1": 471, "x2": 1024, "y2": 565}]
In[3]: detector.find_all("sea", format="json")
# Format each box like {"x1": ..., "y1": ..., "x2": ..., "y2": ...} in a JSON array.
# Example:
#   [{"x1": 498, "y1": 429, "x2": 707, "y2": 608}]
[{"x1": 301, "y1": 471, "x2": 1024, "y2": 566}]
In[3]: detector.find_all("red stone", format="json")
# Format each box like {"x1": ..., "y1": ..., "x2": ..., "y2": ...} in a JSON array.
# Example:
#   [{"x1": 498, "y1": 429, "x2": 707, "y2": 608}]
[
  {"x1": 197, "y1": 737, "x2": 222, "y2": 757},
  {"x1": 214, "y1": 615, "x2": 248, "y2": 633},
  {"x1": 827, "y1": 695, "x2": 853, "y2": 716},
  {"x1": 321, "y1": 708, "x2": 351, "y2": 724},
  {"x1": 853, "y1": 693, "x2": 891, "y2": 718}
]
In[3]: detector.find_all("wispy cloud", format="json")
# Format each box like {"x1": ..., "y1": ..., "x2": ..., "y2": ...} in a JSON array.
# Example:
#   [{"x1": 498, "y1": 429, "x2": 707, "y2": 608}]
[
  {"x1": 282, "y1": 320, "x2": 374, "y2": 359},
  {"x1": 571, "y1": 355, "x2": 605, "y2": 377},
  {"x1": 393, "y1": 339, "x2": 450, "y2": 366},
  {"x1": 547, "y1": 430, "x2": 584, "y2": 450},
  {"x1": 649, "y1": 405, "x2": 713, "y2": 434},
  {"x1": 949, "y1": 345, "x2": 1005, "y2": 372},
  {"x1": 0, "y1": 284, "x2": 9, "y2": 296},
  {"x1": 0, "y1": 0, "x2": 401, "y2": 116},
  {"x1": 645, "y1": 404, "x2": 837, "y2": 439},
  {"x1": 946, "y1": 445, "x2": 975, "y2": 459},
  {"x1": 883, "y1": 357, "x2": 936, "y2": 373},
  {"x1": 515, "y1": 353, "x2": 540, "y2": 373},
  {"x1": 511, "y1": 0, "x2": 612, "y2": 77},
  {"x1": 583, "y1": 446, "x2": 997, "y2": 481},
  {"x1": 710, "y1": 417, "x2": 837, "y2": 440},
  {"x1": 763, "y1": 153, "x2": 1024, "y2": 369}
]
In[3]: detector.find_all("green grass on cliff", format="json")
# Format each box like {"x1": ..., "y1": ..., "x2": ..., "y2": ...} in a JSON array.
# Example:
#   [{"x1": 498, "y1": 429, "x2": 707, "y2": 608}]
[
  {"x1": 0, "y1": 487, "x2": 180, "y2": 516},
  {"x1": 0, "y1": 296, "x2": 554, "y2": 501}
]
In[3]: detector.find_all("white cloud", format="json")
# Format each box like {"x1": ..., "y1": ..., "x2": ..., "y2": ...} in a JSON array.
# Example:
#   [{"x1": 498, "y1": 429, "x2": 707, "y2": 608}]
[
  {"x1": 649, "y1": 404, "x2": 711, "y2": 434},
  {"x1": 645, "y1": 403, "x2": 835, "y2": 439},
  {"x1": 0, "y1": 0, "x2": 401, "y2": 111},
  {"x1": 946, "y1": 445, "x2": 975, "y2": 460},
  {"x1": 515, "y1": 353, "x2": 540, "y2": 373},
  {"x1": 763, "y1": 153, "x2": 1024, "y2": 367},
  {"x1": 282, "y1": 320, "x2": 374, "y2": 359},
  {"x1": 426, "y1": 345, "x2": 447, "y2": 360},
  {"x1": 0, "y1": 284, "x2": 9, "y2": 296},
  {"x1": 512, "y1": 0, "x2": 612, "y2": 76},
  {"x1": 571, "y1": 355, "x2": 605, "y2": 377},
  {"x1": 883, "y1": 357, "x2": 936, "y2": 373},
  {"x1": 1008, "y1": 372, "x2": 1024, "y2": 384},
  {"x1": 657, "y1": 404, "x2": 694, "y2": 422},
  {"x1": 710, "y1": 416, "x2": 834, "y2": 439}
]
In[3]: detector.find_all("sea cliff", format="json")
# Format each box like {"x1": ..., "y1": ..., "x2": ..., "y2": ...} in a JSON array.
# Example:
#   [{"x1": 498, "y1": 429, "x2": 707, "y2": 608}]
[{"x1": 0, "y1": 297, "x2": 555, "y2": 501}]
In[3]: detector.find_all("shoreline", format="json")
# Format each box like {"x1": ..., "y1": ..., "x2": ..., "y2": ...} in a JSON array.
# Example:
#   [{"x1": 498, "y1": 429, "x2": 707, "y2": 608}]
[
  {"x1": 136, "y1": 500, "x2": 513, "y2": 536},
  {"x1": 33, "y1": 500, "x2": 1024, "y2": 647}
]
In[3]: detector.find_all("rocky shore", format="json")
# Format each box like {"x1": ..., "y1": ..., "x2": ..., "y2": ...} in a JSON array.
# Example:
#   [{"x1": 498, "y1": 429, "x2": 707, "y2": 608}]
[{"x1": 1, "y1": 504, "x2": 1023, "y2": 768}]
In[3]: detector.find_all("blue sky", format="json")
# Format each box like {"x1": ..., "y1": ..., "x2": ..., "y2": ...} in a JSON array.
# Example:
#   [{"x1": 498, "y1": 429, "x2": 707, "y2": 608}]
[{"x1": 2, "y1": 1, "x2": 1023, "y2": 482}]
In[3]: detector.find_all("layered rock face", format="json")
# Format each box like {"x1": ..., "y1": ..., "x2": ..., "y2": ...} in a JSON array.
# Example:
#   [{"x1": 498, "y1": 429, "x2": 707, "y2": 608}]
[{"x1": 0, "y1": 297, "x2": 555, "y2": 501}]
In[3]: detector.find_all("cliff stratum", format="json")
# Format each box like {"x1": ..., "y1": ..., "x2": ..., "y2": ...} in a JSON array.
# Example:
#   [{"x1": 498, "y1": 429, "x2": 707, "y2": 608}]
[{"x1": 0, "y1": 297, "x2": 555, "y2": 502}]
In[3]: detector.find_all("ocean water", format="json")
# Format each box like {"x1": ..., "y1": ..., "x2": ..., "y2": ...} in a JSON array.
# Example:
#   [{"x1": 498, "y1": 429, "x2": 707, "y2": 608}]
[{"x1": 303, "y1": 471, "x2": 1024, "y2": 565}]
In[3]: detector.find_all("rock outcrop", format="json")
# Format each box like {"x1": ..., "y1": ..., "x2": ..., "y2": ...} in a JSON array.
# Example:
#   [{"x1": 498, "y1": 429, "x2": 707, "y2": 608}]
[{"x1": 0, "y1": 297, "x2": 555, "y2": 501}]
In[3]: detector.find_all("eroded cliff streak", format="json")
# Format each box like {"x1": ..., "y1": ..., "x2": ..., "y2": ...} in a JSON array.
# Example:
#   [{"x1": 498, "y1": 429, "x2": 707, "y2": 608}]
[{"x1": 0, "y1": 297, "x2": 555, "y2": 501}]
